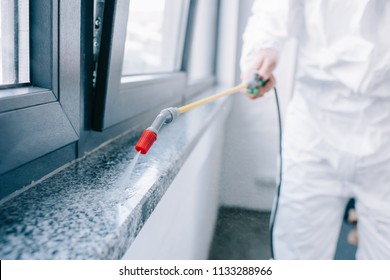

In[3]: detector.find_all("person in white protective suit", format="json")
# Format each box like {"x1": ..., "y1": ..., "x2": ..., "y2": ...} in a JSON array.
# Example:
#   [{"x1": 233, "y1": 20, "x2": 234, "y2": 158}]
[{"x1": 240, "y1": 0, "x2": 390, "y2": 259}]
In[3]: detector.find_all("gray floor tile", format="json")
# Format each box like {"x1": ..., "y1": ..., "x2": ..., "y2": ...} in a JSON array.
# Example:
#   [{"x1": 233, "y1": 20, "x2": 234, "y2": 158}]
[{"x1": 209, "y1": 207, "x2": 357, "y2": 260}]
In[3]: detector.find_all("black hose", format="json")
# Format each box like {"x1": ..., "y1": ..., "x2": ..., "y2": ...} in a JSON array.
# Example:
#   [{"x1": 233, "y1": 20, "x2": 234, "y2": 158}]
[{"x1": 269, "y1": 87, "x2": 283, "y2": 259}]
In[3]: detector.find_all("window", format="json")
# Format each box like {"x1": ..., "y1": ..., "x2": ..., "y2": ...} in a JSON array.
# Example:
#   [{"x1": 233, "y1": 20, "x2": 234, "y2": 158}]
[
  {"x1": 92, "y1": 0, "x2": 220, "y2": 130},
  {"x1": 187, "y1": 0, "x2": 218, "y2": 83},
  {"x1": 0, "y1": 0, "x2": 29, "y2": 86},
  {"x1": 93, "y1": 0, "x2": 190, "y2": 130},
  {"x1": 122, "y1": 0, "x2": 188, "y2": 76}
]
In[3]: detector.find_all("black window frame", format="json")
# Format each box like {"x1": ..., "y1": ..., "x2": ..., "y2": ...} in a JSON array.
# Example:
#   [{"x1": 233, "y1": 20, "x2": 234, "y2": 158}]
[{"x1": 0, "y1": 0, "x2": 82, "y2": 198}]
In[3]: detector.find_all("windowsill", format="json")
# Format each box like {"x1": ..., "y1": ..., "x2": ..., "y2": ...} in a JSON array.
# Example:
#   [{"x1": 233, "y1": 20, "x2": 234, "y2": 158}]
[
  {"x1": 120, "y1": 72, "x2": 183, "y2": 86},
  {"x1": 0, "y1": 85, "x2": 232, "y2": 259},
  {"x1": 0, "y1": 86, "x2": 56, "y2": 113}
]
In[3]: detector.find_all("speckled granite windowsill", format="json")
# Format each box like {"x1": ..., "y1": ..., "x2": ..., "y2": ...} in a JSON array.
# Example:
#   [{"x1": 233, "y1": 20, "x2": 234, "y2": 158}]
[{"x1": 0, "y1": 87, "x2": 232, "y2": 259}]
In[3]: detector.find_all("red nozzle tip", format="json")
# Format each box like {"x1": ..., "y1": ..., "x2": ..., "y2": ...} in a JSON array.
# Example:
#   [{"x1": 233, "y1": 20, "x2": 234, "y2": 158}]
[{"x1": 135, "y1": 130, "x2": 157, "y2": 154}]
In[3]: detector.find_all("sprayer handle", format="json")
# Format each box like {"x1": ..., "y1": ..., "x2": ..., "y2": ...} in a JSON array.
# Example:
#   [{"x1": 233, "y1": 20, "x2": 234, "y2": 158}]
[{"x1": 246, "y1": 73, "x2": 268, "y2": 94}]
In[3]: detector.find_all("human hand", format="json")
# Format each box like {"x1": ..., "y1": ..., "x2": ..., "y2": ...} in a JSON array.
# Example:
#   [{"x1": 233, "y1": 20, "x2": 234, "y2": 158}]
[{"x1": 241, "y1": 48, "x2": 278, "y2": 99}]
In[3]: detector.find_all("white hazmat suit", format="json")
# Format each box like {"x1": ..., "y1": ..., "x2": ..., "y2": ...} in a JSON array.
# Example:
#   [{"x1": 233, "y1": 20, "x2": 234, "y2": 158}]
[{"x1": 241, "y1": 0, "x2": 390, "y2": 259}]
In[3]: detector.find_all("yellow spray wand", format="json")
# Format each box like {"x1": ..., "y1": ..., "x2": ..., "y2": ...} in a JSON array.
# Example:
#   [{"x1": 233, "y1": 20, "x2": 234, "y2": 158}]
[
  {"x1": 135, "y1": 74, "x2": 266, "y2": 154},
  {"x1": 178, "y1": 83, "x2": 248, "y2": 113}
]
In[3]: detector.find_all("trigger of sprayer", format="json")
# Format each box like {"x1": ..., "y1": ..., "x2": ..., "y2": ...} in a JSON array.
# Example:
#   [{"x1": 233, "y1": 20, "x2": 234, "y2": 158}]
[
  {"x1": 135, "y1": 107, "x2": 180, "y2": 154},
  {"x1": 246, "y1": 73, "x2": 267, "y2": 95}
]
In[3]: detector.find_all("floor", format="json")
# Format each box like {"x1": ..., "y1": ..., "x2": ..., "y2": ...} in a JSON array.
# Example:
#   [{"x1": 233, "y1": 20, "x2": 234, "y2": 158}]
[{"x1": 208, "y1": 206, "x2": 357, "y2": 260}]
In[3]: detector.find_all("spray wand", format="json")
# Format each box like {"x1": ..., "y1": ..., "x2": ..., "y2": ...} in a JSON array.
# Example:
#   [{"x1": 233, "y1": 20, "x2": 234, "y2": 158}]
[{"x1": 135, "y1": 74, "x2": 267, "y2": 154}]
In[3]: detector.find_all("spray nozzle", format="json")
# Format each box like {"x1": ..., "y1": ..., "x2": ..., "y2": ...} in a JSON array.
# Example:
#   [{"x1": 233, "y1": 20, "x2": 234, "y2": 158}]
[
  {"x1": 135, "y1": 107, "x2": 180, "y2": 154},
  {"x1": 246, "y1": 73, "x2": 267, "y2": 95},
  {"x1": 135, "y1": 130, "x2": 157, "y2": 154}
]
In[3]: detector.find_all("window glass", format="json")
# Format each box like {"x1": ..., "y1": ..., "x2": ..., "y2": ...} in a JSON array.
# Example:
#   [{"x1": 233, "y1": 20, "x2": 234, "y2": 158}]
[
  {"x1": 187, "y1": 0, "x2": 218, "y2": 83},
  {"x1": 122, "y1": 0, "x2": 189, "y2": 76},
  {"x1": 0, "y1": 0, "x2": 29, "y2": 86}
]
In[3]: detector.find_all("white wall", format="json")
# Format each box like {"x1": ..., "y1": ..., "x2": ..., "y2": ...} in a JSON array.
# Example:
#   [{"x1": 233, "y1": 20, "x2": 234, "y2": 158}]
[
  {"x1": 122, "y1": 102, "x2": 230, "y2": 259},
  {"x1": 216, "y1": 0, "x2": 240, "y2": 87},
  {"x1": 219, "y1": 0, "x2": 298, "y2": 211}
]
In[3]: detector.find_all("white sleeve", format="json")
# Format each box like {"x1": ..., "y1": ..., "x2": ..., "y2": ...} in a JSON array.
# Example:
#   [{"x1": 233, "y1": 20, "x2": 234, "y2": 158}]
[{"x1": 240, "y1": 0, "x2": 303, "y2": 74}]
